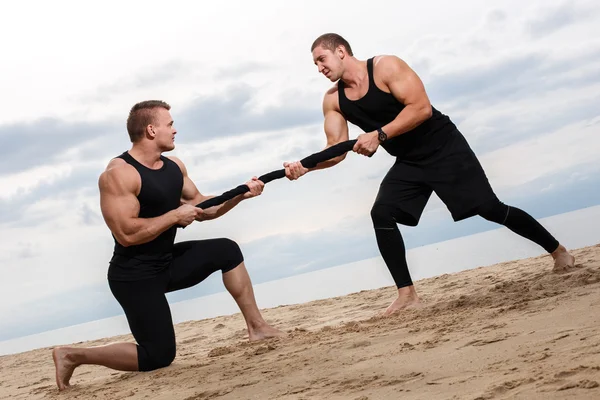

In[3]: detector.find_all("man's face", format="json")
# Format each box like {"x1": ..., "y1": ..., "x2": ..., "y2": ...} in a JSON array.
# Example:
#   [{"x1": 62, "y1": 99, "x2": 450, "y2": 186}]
[
  {"x1": 312, "y1": 45, "x2": 344, "y2": 82},
  {"x1": 150, "y1": 108, "x2": 177, "y2": 151}
]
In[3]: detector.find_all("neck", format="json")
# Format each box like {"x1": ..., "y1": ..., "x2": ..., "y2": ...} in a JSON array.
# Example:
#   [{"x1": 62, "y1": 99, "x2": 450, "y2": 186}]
[
  {"x1": 340, "y1": 58, "x2": 368, "y2": 88},
  {"x1": 128, "y1": 142, "x2": 163, "y2": 169}
]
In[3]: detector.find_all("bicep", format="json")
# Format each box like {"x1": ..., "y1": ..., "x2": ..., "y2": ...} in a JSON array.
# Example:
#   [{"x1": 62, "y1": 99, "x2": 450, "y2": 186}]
[
  {"x1": 323, "y1": 95, "x2": 349, "y2": 146},
  {"x1": 168, "y1": 156, "x2": 202, "y2": 204},
  {"x1": 181, "y1": 176, "x2": 201, "y2": 203}
]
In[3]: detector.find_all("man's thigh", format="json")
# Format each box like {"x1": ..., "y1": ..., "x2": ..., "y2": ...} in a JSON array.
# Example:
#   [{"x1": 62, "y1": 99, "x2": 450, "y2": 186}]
[
  {"x1": 166, "y1": 238, "x2": 244, "y2": 293},
  {"x1": 426, "y1": 130, "x2": 497, "y2": 221},
  {"x1": 109, "y1": 272, "x2": 176, "y2": 368},
  {"x1": 373, "y1": 161, "x2": 432, "y2": 227}
]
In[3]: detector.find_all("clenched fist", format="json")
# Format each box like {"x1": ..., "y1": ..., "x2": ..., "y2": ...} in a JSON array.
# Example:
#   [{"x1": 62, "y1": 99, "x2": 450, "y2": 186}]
[{"x1": 242, "y1": 177, "x2": 265, "y2": 199}]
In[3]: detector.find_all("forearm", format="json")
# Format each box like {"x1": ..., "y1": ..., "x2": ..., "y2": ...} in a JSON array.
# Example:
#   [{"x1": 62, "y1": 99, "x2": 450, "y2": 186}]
[
  {"x1": 198, "y1": 195, "x2": 244, "y2": 220},
  {"x1": 305, "y1": 135, "x2": 349, "y2": 173},
  {"x1": 381, "y1": 104, "x2": 432, "y2": 139},
  {"x1": 119, "y1": 211, "x2": 179, "y2": 246},
  {"x1": 307, "y1": 154, "x2": 346, "y2": 172}
]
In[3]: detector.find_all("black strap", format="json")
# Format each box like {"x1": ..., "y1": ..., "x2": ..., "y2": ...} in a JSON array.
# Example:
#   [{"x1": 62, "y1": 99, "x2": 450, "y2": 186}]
[{"x1": 367, "y1": 57, "x2": 375, "y2": 87}]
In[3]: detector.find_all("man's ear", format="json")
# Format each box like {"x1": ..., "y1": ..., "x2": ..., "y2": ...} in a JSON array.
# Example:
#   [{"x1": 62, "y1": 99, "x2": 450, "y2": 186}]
[{"x1": 147, "y1": 125, "x2": 156, "y2": 137}]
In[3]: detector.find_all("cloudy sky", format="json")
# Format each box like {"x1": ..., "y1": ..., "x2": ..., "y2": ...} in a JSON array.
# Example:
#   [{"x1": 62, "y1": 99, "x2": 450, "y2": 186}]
[{"x1": 1, "y1": 0, "x2": 599, "y2": 341}]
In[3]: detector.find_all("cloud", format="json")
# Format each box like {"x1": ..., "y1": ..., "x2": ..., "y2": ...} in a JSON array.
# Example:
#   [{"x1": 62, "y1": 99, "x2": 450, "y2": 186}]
[
  {"x1": 428, "y1": 45, "x2": 600, "y2": 108},
  {"x1": 460, "y1": 91, "x2": 600, "y2": 154},
  {"x1": 526, "y1": 1, "x2": 598, "y2": 38},
  {"x1": 176, "y1": 124, "x2": 333, "y2": 197},
  {"x1": 217, "y1": 62, "x2": 273, "y2": 79},
  {"x1": 77, "y1": 60, "x2": 195, "y2": 104},
  {"x1": 423, "y1": 43, "x2": 600, "y2": 154},
  {"x1": 0, "y1": 163, "x2": 102, "y2": 227},
  {"x1": 0, "y1": 241, "x2": 41, "y2": 263},
  {"x1": 1, "y1": 83, "x2": 323, "y2": 177},
  {"x1": 174, "y1": 84, "x2": 321, "y2": 141},
  {"x1": 81, "y1": 202, "x2": 103, "y2": 226},
  {"x1": 0, "y1": 118, "x2": 119, "y2": 174},
  {"x1": 486, "y1": 9, "x2": 508, "y2": 27},
  {"x1": 477, "y1": 116, "x2": 600, "y2": 193}
]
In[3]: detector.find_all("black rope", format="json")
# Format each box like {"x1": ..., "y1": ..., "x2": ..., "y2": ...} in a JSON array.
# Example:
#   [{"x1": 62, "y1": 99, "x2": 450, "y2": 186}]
[{"x1": 196, "y1": 139, "x2": 358, "y2": 209}]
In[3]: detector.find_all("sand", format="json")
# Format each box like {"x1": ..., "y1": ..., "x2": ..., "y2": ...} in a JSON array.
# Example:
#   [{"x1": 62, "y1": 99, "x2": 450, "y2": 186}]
[{"x1": 1, "y1": 244, "x2": 600, "y2": 400}]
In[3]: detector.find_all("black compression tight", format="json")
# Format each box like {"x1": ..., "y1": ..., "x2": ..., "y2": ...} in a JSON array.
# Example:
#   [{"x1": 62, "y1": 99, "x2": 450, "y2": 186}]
[
  {"x1": 476, "y1": 199, "x2": 559, "y2": 253},
  {"x1": 370, "y1": 204, "x2": 414, "y2": 289},
  {"x1": 371, "y1": 199, "x2": 560, "y2": 289},
  {"x1": 109, "y1": 238, "x2": 243, "y2": 371}
]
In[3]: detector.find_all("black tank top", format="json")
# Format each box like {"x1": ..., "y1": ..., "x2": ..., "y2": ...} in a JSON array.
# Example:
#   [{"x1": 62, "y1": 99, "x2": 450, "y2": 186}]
[
  {"x1": 338, "y1": 57, "x2": 457, "y2": 161},
  {"x1": 107, "y1": 151, "x2": 184, "y2": 281}
]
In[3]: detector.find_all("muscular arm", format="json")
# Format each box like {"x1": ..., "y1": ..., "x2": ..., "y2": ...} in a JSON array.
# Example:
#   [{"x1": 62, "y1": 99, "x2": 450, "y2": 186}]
[
  {"x1": 377, "y1": 56, "x2": 433, "y2": 138},
  {"x1": 169, "y1": 156, "x2": 245, "y2": 221},
  {"x1": 283, "y1": 88, "x2": 351, "y2": 179},
  {"x1": 99, "y1": 160, "x2": 180, "y2": 247},
  {"x1": 307, "y1": 88, "x2": 350, "y2": 171}
]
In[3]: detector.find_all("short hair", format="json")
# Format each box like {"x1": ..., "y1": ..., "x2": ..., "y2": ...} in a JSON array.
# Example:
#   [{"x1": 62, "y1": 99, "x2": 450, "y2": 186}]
[
  {"x1": 126, "y1": 100, "x2": 171, "y2": 142},
  {"x1": 311, "y1": 33, "x2": 353, "y2": 56}
]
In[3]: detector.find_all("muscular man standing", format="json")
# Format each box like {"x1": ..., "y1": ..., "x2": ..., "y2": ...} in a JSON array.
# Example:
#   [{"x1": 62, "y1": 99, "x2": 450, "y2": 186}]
[
  {"x1": 284, "y1": 33, "x2": 575, "y2": 315},
  {"x1": 52, "y1": 100, "x2": 283, "y2": 390}
]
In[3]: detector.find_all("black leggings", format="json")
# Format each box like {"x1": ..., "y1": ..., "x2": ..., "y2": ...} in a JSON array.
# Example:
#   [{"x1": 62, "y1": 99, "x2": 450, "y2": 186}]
[
  {"x1": 371, "y1": 199, "x2": 560, "y2": 289},
  {"x1": 108, "y1": 238, "x2": 244, "y2": 371}
]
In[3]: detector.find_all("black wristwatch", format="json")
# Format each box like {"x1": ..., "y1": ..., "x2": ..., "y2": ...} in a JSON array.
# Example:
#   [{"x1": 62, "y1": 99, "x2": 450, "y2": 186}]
[{"x1": 377, "y1": 128, "x2": 387, "y2": 143}]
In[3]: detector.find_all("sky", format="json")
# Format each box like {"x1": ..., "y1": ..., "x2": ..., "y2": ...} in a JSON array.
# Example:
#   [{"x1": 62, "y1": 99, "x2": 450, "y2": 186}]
[{"x1": 1, "y1": 0, "x2": 600, "y2": 341}]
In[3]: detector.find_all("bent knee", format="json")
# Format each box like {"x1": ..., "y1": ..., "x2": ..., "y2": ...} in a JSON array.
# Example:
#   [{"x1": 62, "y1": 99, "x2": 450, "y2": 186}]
[
  {"x1": 219, "y1": 238, "x2": 241, "y2": 256},
  {"x1": 218, "y1": 238, "x2": 239, "y2": 248},
  {"x1": 140, "y1": 344, "x2": 176, "y2": 371},
  {"x1": 215, "y1": 238, "x2": 244, "y2": 272},
  {"x1": 371, "y1": 204, "x2": 416, "y2": 227},
  {"x1": 371, "y1": 204, "x2": 395, "y2": 228}
]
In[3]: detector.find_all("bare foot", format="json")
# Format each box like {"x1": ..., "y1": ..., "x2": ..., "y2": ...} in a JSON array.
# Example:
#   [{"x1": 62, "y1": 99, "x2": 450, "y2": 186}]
[
  {"x1": 248, "y1": 323, "x2": 287, "y2": 342},
  {"x1": 52, "y1": 347, "x2": 78, "y2": 391},
  {"x1": 381, "y1": 285, "x2": 422, "y2": 316},
  {"x1": 383, "y1": 296, "x2": 422, "y2": 316},
  {"x1": 551, "y1": 244, "x2": 575, "y2": 273}
]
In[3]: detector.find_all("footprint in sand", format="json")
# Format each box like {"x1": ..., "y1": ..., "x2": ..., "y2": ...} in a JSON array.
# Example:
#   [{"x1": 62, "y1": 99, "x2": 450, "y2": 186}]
[
  {"x1": 557, "y1": 380, "x2": 599, "y2": 391},
  {"x1": 207, "y1": 346, "x2": 236, "y2": 357},
  {"x1": 531, "y1": 366, "x2": 600, "y2": 393},
  {"x1": 348, "y1": 340, "x2": 371, "y2": 349},
  {"x1": 461, "y1": 333, "x2": 514, "y2": 348},
  {"x1": 475, "y1": 378, "x2": 536, "y2": 399},
  {"x1": 245, "y1": 344, "x2": 276, "y2": 356}
]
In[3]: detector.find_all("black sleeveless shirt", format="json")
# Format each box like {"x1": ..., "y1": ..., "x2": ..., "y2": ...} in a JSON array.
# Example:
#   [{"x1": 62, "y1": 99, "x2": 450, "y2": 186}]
[
  {"x1": 107, "y1": 151, "x2": 184, "y2": 281},
  {"x1": 338, "y1": 57, "x2": 457, "y2": 161}
]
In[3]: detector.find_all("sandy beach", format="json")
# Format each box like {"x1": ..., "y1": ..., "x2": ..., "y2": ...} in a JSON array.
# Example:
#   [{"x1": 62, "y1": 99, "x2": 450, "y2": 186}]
[{"x1": 1, "y1": 243, "x2": 599, "y2": 400}]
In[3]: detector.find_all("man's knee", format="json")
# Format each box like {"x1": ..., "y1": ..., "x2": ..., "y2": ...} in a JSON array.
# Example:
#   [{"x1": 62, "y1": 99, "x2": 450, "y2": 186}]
[
  {"x1": 371, "y1": 204, "x2": 395, "y2": 229},
  {"x1": 476, "y1": 198, "x2": 509, "y2": 224},
  {"x1": 371, "y1": 204, "x2": 415, "y2": 228},
  {"x1": 216, "y1": 238, "x2": 244, "y2": 272},
  {"x1": 219, "y1": 238, "x2": 238, "y2": 248},
  {"x1": 140, "y1": 343, "x2": 176, "y2": 371}
]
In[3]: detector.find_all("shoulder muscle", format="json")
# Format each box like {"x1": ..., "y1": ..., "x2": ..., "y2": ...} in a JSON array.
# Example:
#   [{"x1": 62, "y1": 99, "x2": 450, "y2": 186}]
[
  {"x1": 323, "y1": 85, "x2": 341, "y2": 115},
  {"x1": 98, "y1": 159, "x2": 139, "y2": 197},
  {"x1": 373, "y1": 55, "x2": 412, "y2": 83}
]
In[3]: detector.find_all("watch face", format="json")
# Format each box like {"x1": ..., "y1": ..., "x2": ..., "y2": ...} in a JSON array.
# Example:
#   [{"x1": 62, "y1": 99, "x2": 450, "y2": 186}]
[{"x1": 378, "y1": 130, "x2": 386, "y2": 141}]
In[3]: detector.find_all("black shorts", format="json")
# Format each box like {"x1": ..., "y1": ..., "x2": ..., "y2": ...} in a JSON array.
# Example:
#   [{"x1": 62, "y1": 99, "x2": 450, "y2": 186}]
[
  {"x1": 374, "y1": 128, "x2": 497, "y2": 226},
  {"x1": 108, "y1": 238, "x2": 243, "y2": 371}
]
